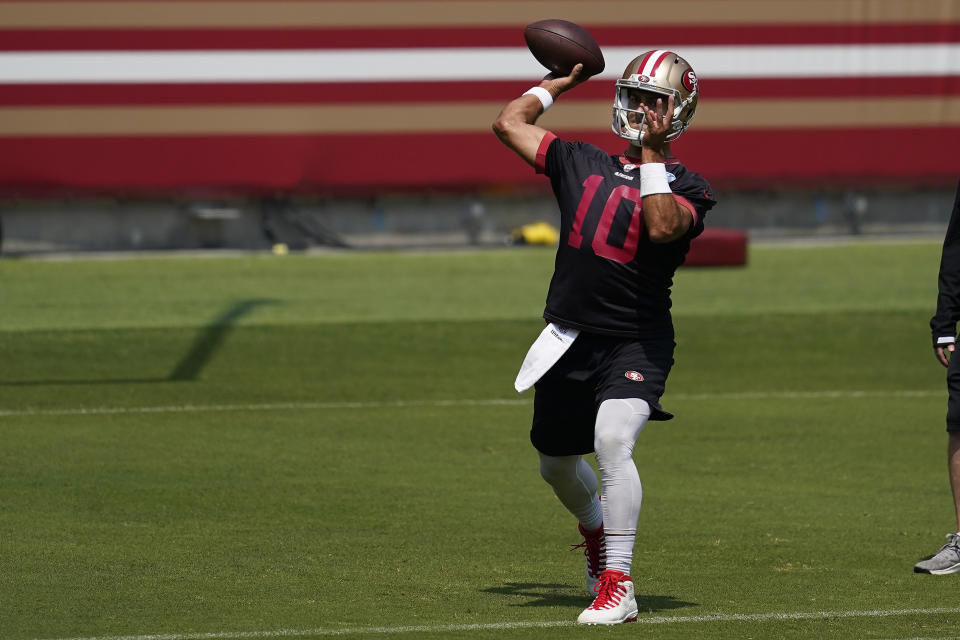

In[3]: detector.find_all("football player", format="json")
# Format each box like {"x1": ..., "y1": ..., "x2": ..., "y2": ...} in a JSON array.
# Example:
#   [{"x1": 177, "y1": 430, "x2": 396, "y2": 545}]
[
  {"x1": 917, "y1": 179, "x2": 960, "y2": 575},
  {"x1": 492, "y1": 50, "x2": 717, "y2": 625}
]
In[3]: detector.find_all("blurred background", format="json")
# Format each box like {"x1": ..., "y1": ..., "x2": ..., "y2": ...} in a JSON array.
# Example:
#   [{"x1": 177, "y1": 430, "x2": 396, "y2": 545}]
[{"x1": 0, "y1": 0, "x2": 957, "y2": 255}]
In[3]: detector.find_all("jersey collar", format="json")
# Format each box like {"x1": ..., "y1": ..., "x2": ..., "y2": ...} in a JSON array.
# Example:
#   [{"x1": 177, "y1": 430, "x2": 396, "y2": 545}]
[{"x1": 619, "y1": 154, "x2": 681, "y2": 167}]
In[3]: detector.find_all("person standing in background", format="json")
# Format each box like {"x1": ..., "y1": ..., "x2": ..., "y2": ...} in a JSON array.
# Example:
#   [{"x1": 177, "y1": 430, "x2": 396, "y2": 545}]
[{"x1": 917, "y1": 180, "x2": 960, "y2": 575}]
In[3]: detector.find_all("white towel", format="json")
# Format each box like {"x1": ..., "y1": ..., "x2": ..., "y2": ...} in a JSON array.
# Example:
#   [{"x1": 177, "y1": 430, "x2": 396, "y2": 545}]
[{"x1": 514, "y1": 323, "x2": 580, "y2": 393}]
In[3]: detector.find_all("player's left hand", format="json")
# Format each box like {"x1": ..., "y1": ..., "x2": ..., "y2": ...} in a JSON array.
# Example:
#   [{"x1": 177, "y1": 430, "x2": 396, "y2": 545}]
[
  {"x1": 936, "y1": 342, "x2": 955, "y2": 367},
  {"x1": 640, "y1": 94, "x2": 674, "y2": 152}
]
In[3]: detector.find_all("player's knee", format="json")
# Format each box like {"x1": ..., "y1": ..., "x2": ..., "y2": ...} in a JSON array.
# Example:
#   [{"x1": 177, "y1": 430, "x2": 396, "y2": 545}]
[
  {"x1": 593, "y1": 431, "x2": 633, "y2": 464},
  {"x1": 593, "y1": 398, "x2": 650, "y2": 458},
  {"x1": 538, "y1": 452, "x2": 579, "y2": 484}
]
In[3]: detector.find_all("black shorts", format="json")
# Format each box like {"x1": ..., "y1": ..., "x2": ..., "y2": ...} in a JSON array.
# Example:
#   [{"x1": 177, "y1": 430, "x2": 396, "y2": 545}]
[
  {"x1": 947, "y1": 351, "x2": 960, "y2": 431},
  {"x1": 530, "y1": 331, "x2": 675, "y2": 456}
]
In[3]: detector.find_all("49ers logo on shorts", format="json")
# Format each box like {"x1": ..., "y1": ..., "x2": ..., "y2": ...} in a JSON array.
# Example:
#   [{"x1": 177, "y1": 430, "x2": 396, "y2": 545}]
[{"x1": 624, "y1": 371, "x2": 645, "y2": 382}]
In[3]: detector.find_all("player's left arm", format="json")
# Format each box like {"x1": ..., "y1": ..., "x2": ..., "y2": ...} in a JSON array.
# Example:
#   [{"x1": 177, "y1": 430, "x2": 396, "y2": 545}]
[
  {"x1": 638, "y1": 95, "x2": 695, "y2": 244},
  {"x1": 643, "y1": 192, "x2": 694, "y2": 244}
]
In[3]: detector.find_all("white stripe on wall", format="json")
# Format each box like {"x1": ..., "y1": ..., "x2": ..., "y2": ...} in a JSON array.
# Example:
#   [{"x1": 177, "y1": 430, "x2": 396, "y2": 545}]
[{"x1": 0, "y1": 44, "x2": 958, "y2": 83}]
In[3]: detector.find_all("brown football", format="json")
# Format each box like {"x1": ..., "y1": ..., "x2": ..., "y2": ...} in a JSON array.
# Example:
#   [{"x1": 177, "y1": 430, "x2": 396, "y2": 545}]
[{"x1": 523, "y1": 19, "x2": 605, "y2": 77}]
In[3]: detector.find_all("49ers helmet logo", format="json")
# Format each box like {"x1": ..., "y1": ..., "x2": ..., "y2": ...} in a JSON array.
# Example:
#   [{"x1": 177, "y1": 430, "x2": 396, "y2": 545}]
[
  {"x1": 682, "y1": 70, "x2": 698, "y2": 92},
  {"x1": 624, "y1": 371, "x2": 644, "y2": 382}
]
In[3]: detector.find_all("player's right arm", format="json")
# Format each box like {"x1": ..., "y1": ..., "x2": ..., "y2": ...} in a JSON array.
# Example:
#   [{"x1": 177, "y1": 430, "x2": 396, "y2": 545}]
[
  {"x1": 492, "y1": 64, "x2": 585, "y2": 167},
  {"x1": 931, "y1": 181, "x2": 960, "y2": 367}
]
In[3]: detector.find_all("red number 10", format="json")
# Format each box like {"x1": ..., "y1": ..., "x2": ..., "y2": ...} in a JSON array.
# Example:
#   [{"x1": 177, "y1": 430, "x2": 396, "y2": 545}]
[{"x1": 567, "y1": 175, "x2": 644, "y2": 264}]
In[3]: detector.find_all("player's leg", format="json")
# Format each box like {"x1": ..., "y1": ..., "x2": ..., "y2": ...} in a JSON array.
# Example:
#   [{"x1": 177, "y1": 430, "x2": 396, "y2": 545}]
[
  {"x1": 538, "y1": 452, "x2": 605, "y2": 592},
  {"x1": 577, "y1": 397, "x2": 648, "y2": 625},
  {"x1": 915, "y1": 359, "x2": 960, "y2": 574},
  {"x1": 579, "y1": 337, "x2": 671, "y2": 624},
  {"x1": 531, "y1": 350, "x2": 600, "y2": 511},
  {"x1": 593, "y1": 397, "x2": 650, "y2": 573},
  {"x1": 591, "y1": 336, "x2": 672, "y2": 575},
  {"x1": 915, "y1": 430, "x2": 960, "y2": 574},
  {"x1": 950, "y1": 432, "x2": 960, "y2": 534},
  {"x1": 530, "y1": 352, "x2": 606, "y2": 593},
  {"x1": 947, "y1": 356, "x2": 960, "y2": 535}
]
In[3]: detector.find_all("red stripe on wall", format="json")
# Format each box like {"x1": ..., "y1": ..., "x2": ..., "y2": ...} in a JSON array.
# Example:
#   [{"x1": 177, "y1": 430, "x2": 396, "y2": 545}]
[
  {"x1": 1, "y1": 76, "x2": 956, "y2": 106},
  {"x1": 674, "y1": 128, "x2": 960, "y2": 188},
  {"x1": 702, "y1": 76, "x2": 960, "y2": 99},
  {"x1": 0, "y1": 128, "x2": 956, "y2": 196},
  {"x1": 1, "y1": 23, "x2": 957, "y2": 51}
]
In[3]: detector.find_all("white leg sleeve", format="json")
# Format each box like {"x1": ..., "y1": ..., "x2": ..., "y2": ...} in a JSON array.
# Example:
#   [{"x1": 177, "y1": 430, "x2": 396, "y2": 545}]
[
  {"x1": 538, "y1": 452, "x2": 603, "y2": 531},
  {"x1": 594, "y1": 397, "x2": 651, "y2": 574}
]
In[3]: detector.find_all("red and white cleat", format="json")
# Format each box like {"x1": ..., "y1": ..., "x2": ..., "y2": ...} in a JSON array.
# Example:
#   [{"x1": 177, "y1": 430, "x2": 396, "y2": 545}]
[
  {"x1": 571, "y1": 523, "x2": 605, "y2": 596},
  {"x1": 576, "y1": 569, "x2": 638, "y2": 625}
]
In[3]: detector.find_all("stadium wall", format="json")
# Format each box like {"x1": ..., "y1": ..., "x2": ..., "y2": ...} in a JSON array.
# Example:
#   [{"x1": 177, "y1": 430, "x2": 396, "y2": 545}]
[{"x1": 1, "y1": 0, "x2": 958, "y2": 197}]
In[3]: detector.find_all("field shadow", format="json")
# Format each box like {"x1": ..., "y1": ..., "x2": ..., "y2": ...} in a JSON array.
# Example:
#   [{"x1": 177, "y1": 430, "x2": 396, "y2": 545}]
[
  {"x1": 1, "y1": 298, "x2": 275, "y2": 386},
  {"x1": 167, "y1": 298, "x2": 274, "y2": 381},
  {"x1": 634, "y1": 593, "x2": 699, "y2": 613},
  {"x1": 482, "y1": 582, "x2": 697, "y2": 612}
]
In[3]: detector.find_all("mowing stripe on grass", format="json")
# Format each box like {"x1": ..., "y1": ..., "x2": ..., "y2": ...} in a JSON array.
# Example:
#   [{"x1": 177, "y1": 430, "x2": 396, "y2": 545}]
[
  {"x1": 0, "y1": 389, "x2": 944, "y2": 418},
  {"x1": 34, "y1": 607, "x2": 960, "y2": 640},
  {"x1": 870, "y1": 637, "x2": 960, "y2": 640},
  {"x1": 0, "y1": 398, "x2": 528, "y2": 418}
]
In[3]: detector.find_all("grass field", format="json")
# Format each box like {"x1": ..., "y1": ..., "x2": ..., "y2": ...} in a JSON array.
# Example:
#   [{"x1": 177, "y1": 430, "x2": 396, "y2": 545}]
[{"x1": 3, "y1": 240, "x2": 960, "y2": 639}]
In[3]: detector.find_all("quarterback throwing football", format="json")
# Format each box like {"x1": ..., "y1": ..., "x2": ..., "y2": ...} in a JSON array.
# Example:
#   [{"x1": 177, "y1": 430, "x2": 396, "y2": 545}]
[{"x1": 493, "y1": 50, "x2": 717, "y2": 625}]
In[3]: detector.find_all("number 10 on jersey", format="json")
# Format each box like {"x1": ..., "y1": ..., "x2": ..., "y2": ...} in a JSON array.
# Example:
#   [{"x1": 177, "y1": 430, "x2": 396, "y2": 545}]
[{"x1": 568, "y1": 175, "x2": 645, "y2": 265}]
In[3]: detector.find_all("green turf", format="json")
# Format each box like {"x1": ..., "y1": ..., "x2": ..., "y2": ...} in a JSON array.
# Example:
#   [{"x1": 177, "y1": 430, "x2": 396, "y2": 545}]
[{"x1": 3, "y1": 241, "x2": 960, "y2": 639}]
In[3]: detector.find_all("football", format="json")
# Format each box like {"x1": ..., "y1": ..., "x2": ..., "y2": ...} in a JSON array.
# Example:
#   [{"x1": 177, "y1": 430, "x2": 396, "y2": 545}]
[{"x1": 523, "y1": 19, "x2": 605, "y2": 78}]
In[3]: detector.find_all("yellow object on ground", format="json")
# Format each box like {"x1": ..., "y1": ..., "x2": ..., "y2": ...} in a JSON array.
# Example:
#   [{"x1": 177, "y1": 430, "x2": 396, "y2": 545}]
[{"x1": 512, "y1": 221, "x2": 559, "y2": 245}]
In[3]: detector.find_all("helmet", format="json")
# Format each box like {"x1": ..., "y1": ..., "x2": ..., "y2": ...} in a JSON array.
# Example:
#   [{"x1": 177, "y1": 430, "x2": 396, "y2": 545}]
[{"x1": 611, "y1": 50, "x2": 699, "y2": 143}]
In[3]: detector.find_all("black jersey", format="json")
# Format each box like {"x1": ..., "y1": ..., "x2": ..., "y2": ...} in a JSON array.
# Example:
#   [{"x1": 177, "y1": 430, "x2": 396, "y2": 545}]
[
  {"x1": 931, "y1": 180, "x2": 960, "y2": 346},
  {"x1": 535, "y1": 133, "x2": 717, "y2": 338}
]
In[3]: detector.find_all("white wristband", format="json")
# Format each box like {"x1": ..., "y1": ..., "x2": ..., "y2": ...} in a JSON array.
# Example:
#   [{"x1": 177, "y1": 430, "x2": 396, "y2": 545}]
[
  {"x1": 639, "y1": 162, "x2": 672, "y2": 197},
  {"x1": 523, "y1": 86, "x2": 554, "y2": 112}
]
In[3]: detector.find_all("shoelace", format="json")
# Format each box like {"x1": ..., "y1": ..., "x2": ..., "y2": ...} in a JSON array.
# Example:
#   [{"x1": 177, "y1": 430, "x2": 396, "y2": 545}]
[
  {"x1": 571, "y1": 536, "x2": 604, "y2": 577},
  {"x1": 589, "y1": 574, "x2": 625, "y2": 609}
]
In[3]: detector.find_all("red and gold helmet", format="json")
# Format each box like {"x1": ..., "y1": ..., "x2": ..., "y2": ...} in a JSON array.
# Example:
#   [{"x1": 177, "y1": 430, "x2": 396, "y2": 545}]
[{"x1": 611, "y1": 50, "x2": 699, "y2": 143}]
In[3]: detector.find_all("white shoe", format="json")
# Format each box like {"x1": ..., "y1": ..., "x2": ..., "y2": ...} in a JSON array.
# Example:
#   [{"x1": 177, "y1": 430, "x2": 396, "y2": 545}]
[
  {"x1": 576, "y1": 569, "x2": 638, "y2": 625},
  {"x1": 914, "y1": 533, "x2": 960, "y2": 574}
]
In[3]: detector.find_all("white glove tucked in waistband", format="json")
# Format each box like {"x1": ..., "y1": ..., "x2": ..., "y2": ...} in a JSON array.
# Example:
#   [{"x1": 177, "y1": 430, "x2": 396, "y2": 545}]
[{"x1": 514, "y1": 322, "x2": 580, "y2": 393}]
